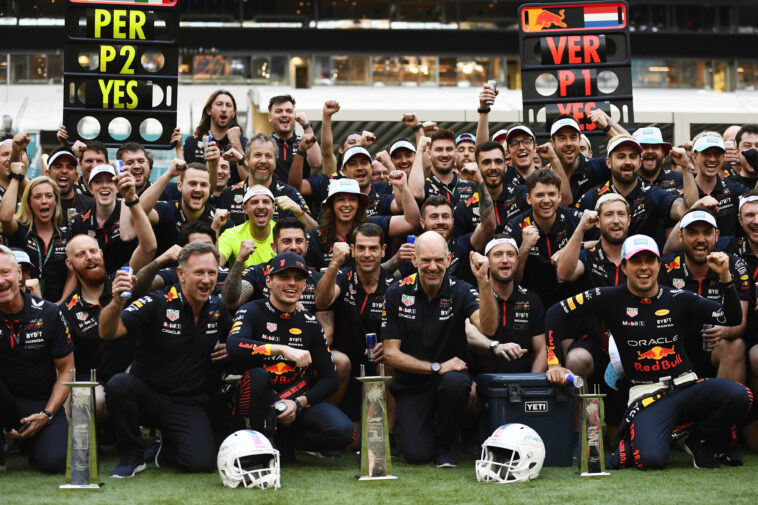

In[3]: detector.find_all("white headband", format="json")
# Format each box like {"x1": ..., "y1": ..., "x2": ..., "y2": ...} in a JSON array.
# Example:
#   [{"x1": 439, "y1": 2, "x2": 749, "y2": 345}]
[
  {"x1": 739, "y1": 195, "x2": 758, "y2": 212},
  {"x1": 0, "y1": 139, "x2": 13, "y2": 148},
  {"x1": 485, "y1": 237, "x2": 519, "y2": 256}
]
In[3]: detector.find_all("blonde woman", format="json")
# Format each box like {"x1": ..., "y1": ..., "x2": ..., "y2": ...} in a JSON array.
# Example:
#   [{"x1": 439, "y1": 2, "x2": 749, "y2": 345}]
[{"x1": 0, "y1": 164, "x2": 75, "y2": 303}]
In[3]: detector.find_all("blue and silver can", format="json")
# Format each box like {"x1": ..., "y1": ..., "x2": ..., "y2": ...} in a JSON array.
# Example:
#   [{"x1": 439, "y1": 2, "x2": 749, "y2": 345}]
[
  {"x1": 119, "y1": 266, "x2": 133, "y2": 300},
  {"x1": 366, "y1": 333, "x2": 377, "y2": 362}
]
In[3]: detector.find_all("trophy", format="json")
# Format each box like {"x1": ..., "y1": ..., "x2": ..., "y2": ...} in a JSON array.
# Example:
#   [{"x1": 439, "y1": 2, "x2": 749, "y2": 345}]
[
  {"x1": 578, "y1": 384, "x2": 610, "y2": 477},
  {"x1": 60, "y1": 369, "x2": 101, "y2": 489},
  {"x1": 356, "y1": 362, "x2": 397, "y2": 481}
]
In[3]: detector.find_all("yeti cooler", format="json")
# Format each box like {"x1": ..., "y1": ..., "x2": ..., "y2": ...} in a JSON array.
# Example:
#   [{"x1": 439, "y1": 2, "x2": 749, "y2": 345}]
[{"x1": 477, "y1": 373, "x2": 575, "y2": 467}]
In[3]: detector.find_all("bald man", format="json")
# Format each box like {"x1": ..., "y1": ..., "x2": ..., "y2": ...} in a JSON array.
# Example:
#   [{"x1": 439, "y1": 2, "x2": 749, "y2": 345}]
[{"x1": 383, "y1": 231, "x2": 497, "y2": 467}]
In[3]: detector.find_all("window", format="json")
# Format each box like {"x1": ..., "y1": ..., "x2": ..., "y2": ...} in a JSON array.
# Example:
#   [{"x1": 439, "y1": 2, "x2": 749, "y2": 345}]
[{"x1": 313, "y1": 56, "x2": 370, "y2": 86}]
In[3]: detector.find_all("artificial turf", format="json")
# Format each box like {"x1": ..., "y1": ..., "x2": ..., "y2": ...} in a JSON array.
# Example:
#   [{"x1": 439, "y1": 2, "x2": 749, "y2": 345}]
[{"x1": 1, "y1": 448, "x2": 756, "y2": 505}]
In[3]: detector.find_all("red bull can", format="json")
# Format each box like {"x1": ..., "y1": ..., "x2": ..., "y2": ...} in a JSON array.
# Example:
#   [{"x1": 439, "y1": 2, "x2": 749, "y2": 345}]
[
  {"x1": 564, "y1": 372, "x2": 583, "y2": 389},
  {"x1": 366, "y1": 333, "x2": 377, "y2": 362},
  {"x1": 702, "y1": 324, "x2": 714, "y2": 351},
  {"x1": 407, "y1": 235, "x2": 416, "y2": 244},
  {"x1": 120, "y1": 266, "x2": 133, "y2": 300},
  {"x1": 486, "y1": 80, "x2": 497, "y2": 105}
]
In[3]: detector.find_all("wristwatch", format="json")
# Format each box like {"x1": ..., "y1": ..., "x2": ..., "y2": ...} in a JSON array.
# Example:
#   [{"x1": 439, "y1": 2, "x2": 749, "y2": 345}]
[
  {"x1": 489, "y1": 340, "x2": 501, "y2": 355},
  {"x1": 431, "y1": 362, "x2": 441, "y2": 375},
  {"x1": 40, "y1": 409, "x2": 54, "y2": 425}
]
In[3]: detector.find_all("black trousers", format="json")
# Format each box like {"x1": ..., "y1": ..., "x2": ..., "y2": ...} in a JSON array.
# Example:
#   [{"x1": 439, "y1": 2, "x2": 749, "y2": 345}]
[
  {"x1": 0, "y1": 377, "x2": 68, "y2": 473},
  {"x1": 390, "y1": 371, "x2": 472, "y2": 464},
  {"x1": 608, "y1": 378, "x2": 753, "y2": 470},
  {"x1": 105, "y1": 373, "x2": 216, "y2": 472},
  {"x1": 234, "y1": 368, "x2": 353, "y2": 452}
]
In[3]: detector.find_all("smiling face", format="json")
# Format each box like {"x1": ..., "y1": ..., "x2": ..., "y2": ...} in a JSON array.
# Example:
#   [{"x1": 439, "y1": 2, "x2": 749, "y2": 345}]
[
  {"x1": 607, "y1": 146, "x2": 641, "y2": 186},
  {"x1": 331, "y1": 194, "x2": 360, "y2": 225},
  {"x1": 487, "y1": 243, "x2": 518, "y2": 283},
  {"x1": 430, "y1": 139, "x2": 456, "y2": 175},
  {"x1": 47, "y1": 156, "x2": 78, "y2": 197},
  {"x1": 67, "y1": 235, "x2": 106, "y2": 285},
  {"x1": 216, "y1": 157, "x2": 231, "y2": 191},
  {"x1": 179, "y1": 167, "x2": 211, "y2": 212},
  {"x1": 526, "y1": 182, "x2": 561, "y2": 221},
  {"x1": 274, "y1": 227, "x2": 307, "y2": 257},
  {"x1": 266, "y1": 269, "x2": 306, "y2": 309},
  {"x1": 421, "y1": 204, "x2": 454, "y2": 242},
  {"x1": 695, "y1": 147, "x2": 725, "y2": 178},
  {"x1": 640, "y1": 144, "x2": 665, "y2": 178},
  {"x1": 247, "y1": 139, "x2": 276, "y2": 185},
  {"x1": 390, "y1": 148, "x2": 415, "y2": 175},
  {"x1": 244, "y1": 194, "x2": 274, "y2": 228},
  {"x1": 680, "y1": 221, "x2": 718, "y2": 265},
  {"x1": 207, "y1": 93, "x2": 236, "y2": 130},
  {"x1": 456, "y1": 141, "x2": 476, "y2": 168},
  {"x1": 268, "y1": 100, "x2": 295, "y2": 136},
  {"x1": 551, "y1": 127, "x2": 581, "y2": 169},
  {"x1": 739, "y1": 201, "x2": 758, "y2": 246},
  {"x1": 507, "y1": 134, "x2": 536, "y2": 171},
  {"x1": 477, "y1": 148, "x2": 506, "y2": 189},
  {"x1": 412, "y1": 233, "x2": 450, "y2": 295},
  {"x1": 80, "y1": 149, "x2": 107, "y2": 181},
  {"x1": 352, "y1": 232, "x2": 385, "y2": 276},
  {"x1": 89, "y1": 172, "x2": 117, "y2": 207},
  {"x1": 0, "y1": 143, "x2": 11, "y2": 179},
  {"x1": 0, "y1": 253, "x2": 21, "y2": 305},
  {"x1": 343, "y1": 154, "x2": 372, "y2": 190},
  {"x1": 30, "y1": 182, "x2": 57, "y2": 224},
  {"x1": 597, "y1": 200, "x2": 630, "y2": 245},
  {"x1": 621, "y1": 251, "x2": 660, "y2": 297},
  {"x1": 177, "y1": 251, "x2": 218, "y2": 306},
  {"x1": 121, "y1": 149, "x2": 151, "y2": 190}
]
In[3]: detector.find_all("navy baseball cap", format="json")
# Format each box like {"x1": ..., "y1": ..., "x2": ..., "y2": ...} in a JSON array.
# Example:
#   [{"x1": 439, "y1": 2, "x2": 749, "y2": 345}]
[{"x1": 268, "y1": 252, "x2": 308, "y2": 277}]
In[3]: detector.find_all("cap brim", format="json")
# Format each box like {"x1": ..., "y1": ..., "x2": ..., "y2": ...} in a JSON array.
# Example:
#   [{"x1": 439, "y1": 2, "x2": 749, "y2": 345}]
[
  {"x1": 48, "y1": 152, "x2": 79, "y2": 167},
  {"x1": 624, "y1": 247, "x2": 660, "y2": 260},
  {"x1": 270, "y1": 265, "x2": 309, "y2": 276},
  {"x1": 610, "y1": 139, "x2": 643, "y2": 154}
]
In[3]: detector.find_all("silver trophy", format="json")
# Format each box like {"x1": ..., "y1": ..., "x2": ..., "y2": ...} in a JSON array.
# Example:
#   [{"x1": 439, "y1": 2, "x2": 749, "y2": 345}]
[
  {"x1": 356, "y1": 364, "x2": 397, "y2": 481},
  {"x1": 578, "y1": 384, "x2": 610, "y2": 477},
  {"x1": 60, "y1": 369, "x2": 101, "y2": 489}
]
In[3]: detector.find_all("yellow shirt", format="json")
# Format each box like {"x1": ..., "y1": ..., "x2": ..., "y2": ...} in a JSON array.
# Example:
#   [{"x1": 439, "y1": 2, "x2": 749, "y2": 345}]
[{"x1": 218, "y1": 220, "x2": 275, "y2": 268}]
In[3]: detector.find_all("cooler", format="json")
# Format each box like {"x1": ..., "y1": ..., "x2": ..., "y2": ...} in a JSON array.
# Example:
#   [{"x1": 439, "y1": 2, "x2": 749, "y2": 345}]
[{"x1": 477, "y1": 373, "x2": 575, "y2": 467}]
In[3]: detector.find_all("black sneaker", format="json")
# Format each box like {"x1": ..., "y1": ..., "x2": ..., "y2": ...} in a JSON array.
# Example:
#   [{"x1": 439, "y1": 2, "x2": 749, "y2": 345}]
[
  {"x1": 435, "y1": 447, "x2": 457, "y2": 468},
  {"x1": 143, "y1": 438, "x2": 163, "y2": 467},
  {"x1": 304, "y1": 449, "x2": 341, "y2": 459},
  {"x1": 715, "y1": 447, "x2": 743, "y2": 467},
  {"x1": 110, "y1": 455, "x2": 147, "y2": 478},
  {"x1": 682, "y1": 437, "x2": 720, "y2": 469},
  {"x1": 389, "y1": 433, "x2": 399, "y2": 459}
]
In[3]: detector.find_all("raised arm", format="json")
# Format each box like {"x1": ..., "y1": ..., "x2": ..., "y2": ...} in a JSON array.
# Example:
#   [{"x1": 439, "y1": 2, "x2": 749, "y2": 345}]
[
  {"x1": 0, "y1": 162, "x2": 23, "y2": 235},
  {"x1": 287, "y1": 134, "x2": 316, "y2": 197},
  {"x1": 314, "y1": 244, "x2": 348, "y2": 310},
  {"x1": 408, "y1": 136, "x2": 430, "y2": 202},
  {"x1": 320, "y1": 101, "x2": 340, "y2": 174},
  {"x1": 556, "y1": 210, "x2": 595, "y2": 282},
  {"x1": 475, "y1": 83, "x2": 496, "y2": 147},
  {"x1": 117, "y1": 173, "x2": 157, "y2": 272},
  {"x1": 387, "y1": 171, "x2": 421, "y2": 236},
  {"x1": 99, "y1": 269, "x2": 132, "y2": 339}
]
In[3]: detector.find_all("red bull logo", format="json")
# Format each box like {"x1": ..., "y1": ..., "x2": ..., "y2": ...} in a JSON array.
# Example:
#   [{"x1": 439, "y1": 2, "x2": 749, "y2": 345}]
[
  {"x1": 265, "y1": 362, "x2": 297, "y2": 375},
  {"x1": 665, "y1": 256, "x2": 681, "y2": 273},
  {"x1": 466, "y1": 193, "x2": 479, "y2": 207},
  {"x1": 637, "y1": 346, "x2": 676, "y2": 360},
  {"x1": 166, "y1": 286, "x2": 179, "y2": 302},
  {"x1": 597, "y1": 181, "x2": 610, "y2": 196},
  {"x1": 399, "y1": 273, "x2": 417, "y2": 286},
  {"x1": 66, "y1": 294, "x2": 79, "y2": 310},
  {"x1": 521, "y1": 216, "x2": 533, "y2": 229},
  {"x1": 529, "y1": 8, "x2": 567, "y2": 30}
]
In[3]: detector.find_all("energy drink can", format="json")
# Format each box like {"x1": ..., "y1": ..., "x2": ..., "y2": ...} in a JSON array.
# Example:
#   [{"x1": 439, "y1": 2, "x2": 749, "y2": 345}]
[
  {"x1": 702, "y1": 324, "x2": 714, "y2": 351},
  {"x1": 486, "y1": 80, "x2": 497, "y2": 106},
  {"x1": 407, "y1": 235, "x2": 416, "y2": 244},
  {"x1": 564, "y1": 372, "x2": 583, "y2": 389},
  {"x1": 366, "y1": 333, "x2": 377, "y2": 362},
  {"x1": 119, "y1": 266, "x2": 133, "y2": 300}
]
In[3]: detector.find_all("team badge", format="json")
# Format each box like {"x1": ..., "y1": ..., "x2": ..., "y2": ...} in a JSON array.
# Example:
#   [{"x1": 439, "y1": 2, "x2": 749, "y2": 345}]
[
  {"x1": 401, "y1": 294, "x2": 414, "y2": 306},
  {"x1": 626, "y1": 307, "x2": 638, "y2": 317},
  {"x1": 267, "y1": 322, "x2": 277, "y2": 332},
  {"x1": 234, "y1": 194, "x2": 243, "y2": 203},
  {"x1": 76, "y1": 311, "x2": 89, "y2": 321},
  {"x1": 673, "y1": 278, "x2": 685, "y2": 289},
  {"x1": 166, "y1": 309, "x2": 180, "y2": 321}
]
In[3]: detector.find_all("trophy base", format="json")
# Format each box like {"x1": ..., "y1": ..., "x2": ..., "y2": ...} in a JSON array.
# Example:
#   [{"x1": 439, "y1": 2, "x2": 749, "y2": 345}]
[
  {"x1": 579, "y1": 472, "x2": 611, "y2": 477},
  {"x1": 59, "y1": 483, "x2": 103, "y2": 489},
  {"x1": 356, "y1": 475, "x2": 398, "y2": 481}
]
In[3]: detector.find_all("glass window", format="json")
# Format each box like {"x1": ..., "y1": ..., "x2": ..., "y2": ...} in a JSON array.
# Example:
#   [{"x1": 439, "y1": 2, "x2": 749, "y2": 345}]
[
  {"x1": 632, "y1": 59, "x2": 708, "y2": 89},
  {"x1": 372, "y1": 56, "x2": 403, "y2": 86},
  {"x1": 192, "y1": 54, "x2": 230, "y2": 81},
  {"x1": 228, "y1": 56, "x2": 250, "y2": 82},
  {"x1": 737, "y1": 61, "x2": 758, "y2": 91},
  {"x1": 313, "y1": 56, "x2": 369, "y2": 86},
  {"x1": 456, "y1": 57, "x2": 494, "y2": 88},
  {"x1": 0, "y1": 54, "x2": 7, "y2": 84},
  {"x1": 10, "y1": 54, "x2": 58, "y2": 84},
  {"x1": 439, "y1": 57, "x2": 457, "y2": 87}
]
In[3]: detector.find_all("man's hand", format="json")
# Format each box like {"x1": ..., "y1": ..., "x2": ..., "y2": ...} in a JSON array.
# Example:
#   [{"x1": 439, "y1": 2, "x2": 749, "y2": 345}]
[
  {"x1": 323, "y1": 100, "x2": 340, "y2": 117},
  {"x1": 494, "y1": 342, "x2": 527, "y2": 361},
  {"x1": 112, "y1": 268, "x2": 134, "y2": 301},
  {"x1": 274, "y1": 399, "x2": 298, "y2": 425},
  {"x1": 670, "y1": 146, "x2": 693, "y2": 172},
  {"x1": 417, "y1": 136, "x2": 431, "y2": 153},
  {"x1": 298, "y1": 133, "x2": 317, "y2": 153},
  {"x1": 546, "y1": 366, "x2": 572, "y2": 385},
  {"x1": 479, "y1": 83, "x2": 497, "y2": 109},
  {"x1": 440, "y1": 357, "x2": 467, "y2": 375},
  {"x1": 691, "y1": 196, "x2": 719, "y2": 214},
  {"x1": 401, "y1": 113, "x2": 419, "y2": 129},
  {"x1": 706, "y1": 251, "x2": 731, "y2": 280},
  {"x1": 222, "y1": 147, "x2": 243, "y2": 162},
  {"x1": 375, "y1": 150, "x2": 393, "y2": 169},
  {"x1": 459, "y1": 162, "x2": 483, "y2": 184},
  {"x1": 589, "y1": 109, "x2": 611, "y2": 131},
  {"x1": 275, "y1": 195, "x2": 302, "y2": 215},
  {"x1": 550, "y1": 247, "x2": 565, "y2": 267},
  {"x1": 237, "y1": 239, "x2": 256, "y2": 264},
  {"x1": 227, "y1": 126, "x2": 241, "y2": 144},
  {"x1": 170, "y1": 128, "x2": 182, "y2": 148},
  {"x1": 470, "y1": 251, "x2": 490, "y2": 280},
  {"x1": 71, "y1": 140, "x2": 87, "y2": 158},
  {"x1": 281, "y1": 347, "x2": 312, "y2": 368},
  {"x1": 422, "y1": 121, "x2": 438, "y2": 137},
  {"x1": 211, "y1": 343, "x2": 229, "y2": 363},
  {"x1": 158, "y1": 244, "x2": 182, "y2": 266},
  {"x1": 13, "y1": 132, "x2": 30, "y2": 153},
  {"x1": 724, "y1": 142, "x2": 739, "y2": 165},
  {"x1": 9, "y1": 161, "x2": 25, "y2": 177},
  {"x1": 578, "y1": 209, "x2": 600, "y2": 232},
  {"x1": 167, "y1": 158, "x2": 187, "y2": 179},
  {"x1": 56, "y1": 124, "x2": 69, "y2": 146},
  {"x1": 361, "y1": 131, "x2": 376, "y2": 147},
  {"x1": 536, "y1": 142, "x2": 558, "y2": 161},
  {"x1": 701, "y1": 325, "x2": 725, "y2": 349},
  {"x1": 295, "y1": 113, "x2": 309, "y2": 127},
  {"x1": 212, "y1": 209, "x2": 230, "y2": 232},
  {"x1": 116, "y1": 172, "x2": 137, "y2": 201},
  {"x1": 9, "y1": 412, "x2": 49, "y2": 439},
  {"x1": 205, "y1": 140, "x2": 220, "y2": 167},
  {"x1": 522, "y1": 225, "x2": 540, "y2": 251},
  {"x1": 388, "y1": 169, "x2": 407, "y2": 189},
  {"x1": 395, "y1": 242, "x2": 415, "y2": 262},
  {"x1": 369, "y1": 342, "x2": 384, "y2": 363},
  {"x1": 331, "y1": 241, "x2": 350, "y2": 266}
]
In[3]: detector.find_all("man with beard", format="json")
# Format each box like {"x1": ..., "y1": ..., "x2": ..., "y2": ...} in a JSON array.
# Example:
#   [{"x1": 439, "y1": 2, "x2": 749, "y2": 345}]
[
  {"x1": 658, "y1": 209, "x2": 749, "y2": 383},
  {"x1": 184, "y1": 90, "x2": 247, "y2": 186},
  {"x1": 139, "y1": 160, "x2": 221, "y2": 256},
  {"x1": 504, "y1": 170, "x2": 585, "y2": 308},
  {"x1": 466, "y1": 235, "x2": 546, "y2": 374},
  {"x1": 578, "y1": 135, "x2": 689, "y2": 244},
  {"x1": 455, "y1": 133, "x2": 477, "y2": 171},
  {"x1": 725, "y1": 125, "x2": 758, "y2": 188},
  {"x1": 268, "y1": 94, "x2": 321, "y2": 181},
  {"x1": 117, "y1": 143, "x2": 154, "y2": 198},
  {"x1": 211, "y1": 154, "x2": 231, "y2": 206},
  {"x1": 74, "y1": 141, "x2": 108, "y2": 198},
  {"x1": 556, "y1": 194, "x2": 630, "y2": 385},
  {"x1": 70, "y1": 165, "x2": 142, "y2": 274},
  {"x1": 632, "y1": 127, "x2": 686, "y2": 194},
  {"x1": 387, "y1": 138, "x2": 416, "y2": 176},
  {"x1": 409, "y1": 129, "x2": 477, "y2": 207},
  {"x1": 60, "y1": 216, "x2": 156, "y2": 418},
  {"x1": 218, "y1": 133, "x2": 314, "y2": 229},
  {"x1": 46, "y1": 148, "x2": 94, "y2": 223},
  {"x1": 691, "y1": 132, "x2": 747, "y2": 237},
  {"x1": 0, "y1": 246, "x2": 73, "y2": 473},
  {"x1": 218, "y1": 186, "x2": 276, "y2": 269},
  {"x1": 383, "y1": 232, "x2": 497, "y2": 467}
]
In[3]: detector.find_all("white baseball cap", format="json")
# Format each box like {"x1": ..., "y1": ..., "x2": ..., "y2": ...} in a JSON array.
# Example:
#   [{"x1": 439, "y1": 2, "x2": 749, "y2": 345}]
[
  {"x1": 693, "y1": 135, "x2": 726, "y2": 153},
  {"x1": 322, "y1": 178, "x2": 369, "y2": 206},
  {"x1": 550, "y1": 118, "x2": 582, "y2": 136},
  {"x1": 48, "y1": 149, "x2": 79, "y2": 167},
  {"x1": 88, "y1": 164, "x2": 117, "y2": 183},
  {"x1": 243, "y1": 187, "x2": 275, "y2": 204},
  {"x1": 607, "y1": 136, "x2": 643, "y2": 155},
  {"x1": 621, "y1": 234, "x2": 660, "y2": 260},
  {"x1": 389, "y1": 140, "x2": 416, "y2": 155},
  {"x1": 680, "y1": 210, "x2": 717, "y2": 229},
  {"x1": 492, "y1": 129, "x2": 509, "y2": 142},
  {"x1": 342, "y1": 146, "x2": 372, "y2": 168},
  {"x1": 505, "y1": 125, "x2": 535, "y2": 143}
]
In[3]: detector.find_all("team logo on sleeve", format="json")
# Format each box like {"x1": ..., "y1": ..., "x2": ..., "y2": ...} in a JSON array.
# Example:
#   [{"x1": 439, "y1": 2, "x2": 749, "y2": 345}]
[
  {"x1": 399, "y1": 273, "x2": 417, "y2": 286},
  {"x1": 665, "y1": 256, "x2": 681, "y2": 272},
  {"x1": 66, "y1": 294, "x2": 79, "y2": 310},
  {"x1": 166, "y1": 286, "x2": 179, "y2": 302}
]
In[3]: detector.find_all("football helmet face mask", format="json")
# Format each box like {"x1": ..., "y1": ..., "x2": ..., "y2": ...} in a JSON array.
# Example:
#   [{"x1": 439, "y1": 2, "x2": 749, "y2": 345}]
[
  {"x1": 476, "y1": 423, "x2": 545, "y2": 483},
  {"x1": 218, "y1": 430, "x2": 280, "y2": 489}
]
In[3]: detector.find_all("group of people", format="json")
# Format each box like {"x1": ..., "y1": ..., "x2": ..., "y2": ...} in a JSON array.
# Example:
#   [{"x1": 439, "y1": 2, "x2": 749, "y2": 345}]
[{"x1": 0, "y1": 84, "x2": 756, "y2": 480}]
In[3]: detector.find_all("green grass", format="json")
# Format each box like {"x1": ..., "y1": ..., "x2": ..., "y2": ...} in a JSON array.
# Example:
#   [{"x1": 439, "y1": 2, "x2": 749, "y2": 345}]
[{"x1": 2, "y1": 449, "x2": 757, "y2": 505}]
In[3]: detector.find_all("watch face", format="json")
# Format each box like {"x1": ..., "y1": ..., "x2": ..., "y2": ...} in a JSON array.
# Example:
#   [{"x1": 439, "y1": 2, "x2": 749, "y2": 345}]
[{"x1": 431, "y1": 362, "x2": 441, "y2": 372}]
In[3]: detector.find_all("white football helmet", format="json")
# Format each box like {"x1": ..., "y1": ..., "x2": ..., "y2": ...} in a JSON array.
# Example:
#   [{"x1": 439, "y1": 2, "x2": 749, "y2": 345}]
[
  {"x1": 476, "y1": 423, "x2": 545, "y2": 483},
  {"x1": 217, "y1": 430, "x2": 280, "y2": 489}
]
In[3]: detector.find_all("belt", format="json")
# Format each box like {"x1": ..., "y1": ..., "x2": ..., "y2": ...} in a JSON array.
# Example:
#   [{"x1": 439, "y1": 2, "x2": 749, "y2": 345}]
[{"x1": 627, "y1": 371, "x2": 699, "y2": 406}]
